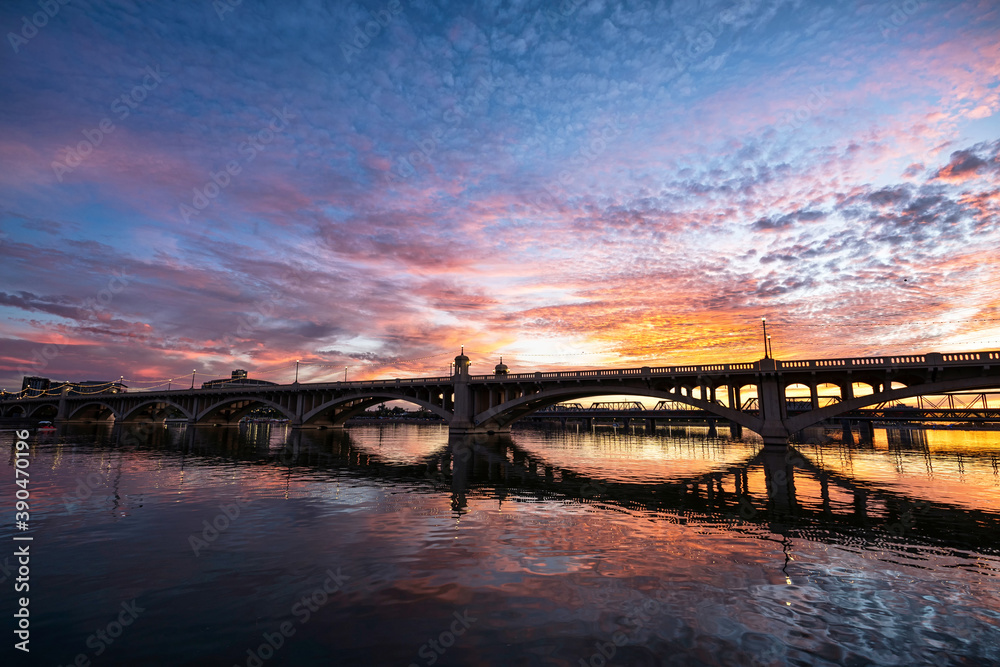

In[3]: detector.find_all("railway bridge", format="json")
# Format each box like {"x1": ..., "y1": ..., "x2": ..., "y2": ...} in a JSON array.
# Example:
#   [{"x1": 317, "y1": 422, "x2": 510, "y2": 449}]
[{"x1": 3, "y1": 348, "x2": 999, "y2": 448}]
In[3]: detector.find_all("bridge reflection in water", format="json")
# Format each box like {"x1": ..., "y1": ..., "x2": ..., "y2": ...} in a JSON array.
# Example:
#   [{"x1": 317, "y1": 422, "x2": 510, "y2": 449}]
[
  {"x1": 75, "y1": 420, "x2": 1000, "y2": 557},
  {"x1": 25, "y1": 421, "x2": 1000, "y2": 664}
]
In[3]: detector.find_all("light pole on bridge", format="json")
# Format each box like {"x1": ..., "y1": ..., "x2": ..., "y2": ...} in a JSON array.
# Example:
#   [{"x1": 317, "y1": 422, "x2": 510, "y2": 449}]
[
  {"x1": 295, "y1": 360, "x2": 300, "y2": 384},
  {"x1": 761, "y1": 317, "x2": 770, "y2": 359},
  {"x1": 767, "y1": 335, "x2": 773, "y2": 359},
  {"x1": 190, "y1": 369, "x2": 196, "y2": 390},
  {"x1": 760, "y1": 317, "x2": 771, "y2": 359}
]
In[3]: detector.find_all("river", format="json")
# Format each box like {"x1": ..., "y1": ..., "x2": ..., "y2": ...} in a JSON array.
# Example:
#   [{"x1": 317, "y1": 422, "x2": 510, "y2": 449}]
[{"x1": 2, "y1": 423, "x2": 999, "y2": 665}]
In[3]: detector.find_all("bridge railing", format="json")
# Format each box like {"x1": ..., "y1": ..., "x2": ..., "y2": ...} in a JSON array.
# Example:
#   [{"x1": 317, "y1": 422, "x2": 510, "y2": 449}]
[
  {"x1": 775, "y1": 350, "x2": 999, "y2": 371},
  {"x1": 943, "y1": 352, "x2": 1000, "y2": 362},
  {"x1": 468, "y1": 361, "x2": 765, "y2": 382}
]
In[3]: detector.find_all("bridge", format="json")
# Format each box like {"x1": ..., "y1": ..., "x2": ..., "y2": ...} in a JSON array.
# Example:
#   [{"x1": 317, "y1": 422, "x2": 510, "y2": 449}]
[
  {"x1": 3, "y1": 348, "x2": 1000, "y2": 448},
  {"x1": 530, "y1": 393, "x2": 1000, "y2": 439}
]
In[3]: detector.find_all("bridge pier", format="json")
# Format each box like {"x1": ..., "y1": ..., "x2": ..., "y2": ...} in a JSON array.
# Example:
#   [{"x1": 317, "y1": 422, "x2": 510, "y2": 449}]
[
  {"x1": 758, "y1": 360, "x2": 790, "y2": 449},
  {"x1": 448, "y1": 351, "x2": 479, "y2": 435},
  {"x1": 858, "y1": 421, "x2": 874, "y2": 445},
  {"x1": 53, "y1": 386, "x2": 69, "y2": 425},
  {"x1": 761, "y1": 436, "x2": 790, "y2": 448},
  {"x1": 840, "y1": 419, "x2": 854, "y2": 445}
]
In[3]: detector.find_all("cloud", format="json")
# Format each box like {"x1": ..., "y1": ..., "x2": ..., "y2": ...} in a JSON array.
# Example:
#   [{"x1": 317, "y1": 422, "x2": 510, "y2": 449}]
[
  {"x1": 934, "y1": 140, "x2": 999, "y2": 183},
  {"x1": 1, "y1": 0, "x2": 999, "y2": 386}
]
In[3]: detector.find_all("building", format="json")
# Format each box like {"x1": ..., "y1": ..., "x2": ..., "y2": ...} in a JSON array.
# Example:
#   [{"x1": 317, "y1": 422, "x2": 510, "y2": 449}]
[
  {"x1": 21, "y1": 376, "x2": 50, "y2": 397},
  {"x1": 202, "y1": 369, "x2": 278, "y2": 389}
]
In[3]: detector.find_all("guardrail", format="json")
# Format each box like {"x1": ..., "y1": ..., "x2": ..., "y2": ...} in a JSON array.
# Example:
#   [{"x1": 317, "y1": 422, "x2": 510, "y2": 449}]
[{"x1": 776, "y1": 351, "x2": 999, "y2": 370}]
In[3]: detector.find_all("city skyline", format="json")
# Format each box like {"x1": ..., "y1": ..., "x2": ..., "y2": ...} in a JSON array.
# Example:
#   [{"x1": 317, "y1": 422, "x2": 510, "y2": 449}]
[{"x1": 1, "y1": 0, "x2": 999, "y2": 389}]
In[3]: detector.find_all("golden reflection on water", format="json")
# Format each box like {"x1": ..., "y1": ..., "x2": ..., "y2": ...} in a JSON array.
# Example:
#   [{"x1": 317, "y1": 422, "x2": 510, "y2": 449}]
[
  {"x1": 803, "y1": 428, "x2": 1000, "y2": 512},
  {"x1": 9, "y1": 422, "x2": 1000, "y2": 665},
  {"x1": 505, "y1": 425, "x2": 761, "y2": 484}
]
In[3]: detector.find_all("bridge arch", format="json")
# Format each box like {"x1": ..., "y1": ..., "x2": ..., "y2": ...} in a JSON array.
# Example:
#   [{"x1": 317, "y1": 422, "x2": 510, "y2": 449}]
[
  {"x1": 119, "y1": 399, "x2": 193, "y2": 423},
  {"x1": 301, "y1": 392, "x2": 451, "y2": 427},
  {"x1": 786, "y1": 376, "x2": 1000, "y2": 432},
  {"x1": 4, "y1": 404, "x2": 28, "y2": 419},
  {"x1": 473, "y1": 385, "x2": 761, "y2": 433},
  {"x1": 66, "y1": 401, "x2": 120, "y2": 422},
  {"x1": 197, "y1": 396, "x2": 296, "y2": 425},
  {"x1": 28, "y1": 403, "x2": 59, "y2": 420},
  {"x1": 783, "y1": 382, "x2": 811, "y2": 402},
  {"x1": 815, "y1": 382, "x2": 842, "y2": 402}
]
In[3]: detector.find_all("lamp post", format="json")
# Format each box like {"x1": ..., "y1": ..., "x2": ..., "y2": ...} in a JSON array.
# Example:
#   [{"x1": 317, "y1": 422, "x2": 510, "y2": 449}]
[
  {"x1": 767, "y1": 335, "x2": 773, "y2": 359},
  {"x1": 761, "y1": 317, "x2": 769, "y2": 359},
  {"x1": 295, "y1": 360, "x2": 300, "y2": 384},
  {"x1": 344, "y1": 367, "x2": 348, "y2": 382},
  {"x1": 190, "y1": 369, "x2": 196, "y2": 390},
  {"x1": 168, "y1": 379, "x2": 172, "y2": 391}
]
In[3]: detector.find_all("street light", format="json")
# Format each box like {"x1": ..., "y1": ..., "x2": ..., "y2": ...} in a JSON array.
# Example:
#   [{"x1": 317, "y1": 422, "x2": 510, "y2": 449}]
[
  {"x1": 767, "y1": 335, "x2": 773, "y2": 359},
  {"x1": 168, "y1": 378, "x2": 172, "y2": 391},
  {"x1": 761, "y1": 317, "x2": 769, "y2": 359},
  {"x1": 344, "y1": 367, "x2": 348, "y2": 382},
  {"x1": 295, "y1": 360, "x2": 300, "y2": 384},
  {"x1": 191, "y1": 369, "x2": 196, "y2": 389}
]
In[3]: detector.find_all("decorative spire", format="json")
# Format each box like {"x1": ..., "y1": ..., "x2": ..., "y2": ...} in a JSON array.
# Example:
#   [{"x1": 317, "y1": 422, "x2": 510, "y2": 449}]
[{"x1": 494, "y1": 356, "x2": 509, "y2": 376}]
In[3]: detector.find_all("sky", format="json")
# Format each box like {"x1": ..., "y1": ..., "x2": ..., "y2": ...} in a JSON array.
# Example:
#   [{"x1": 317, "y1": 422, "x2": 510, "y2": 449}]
[{"x1": 0, "y1": 0, "x2": 999, "y2": 390}]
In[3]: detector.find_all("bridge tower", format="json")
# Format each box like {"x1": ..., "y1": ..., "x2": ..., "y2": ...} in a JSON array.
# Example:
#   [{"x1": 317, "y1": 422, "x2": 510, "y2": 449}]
[{"x1": 450, "y1": 347, "x2": 475, "y2": 433}]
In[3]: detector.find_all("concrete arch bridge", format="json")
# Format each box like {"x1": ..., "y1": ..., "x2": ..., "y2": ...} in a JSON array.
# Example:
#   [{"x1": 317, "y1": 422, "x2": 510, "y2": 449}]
[{"x1": 3, "y1": 349, "x2": 999, "y2": 448}]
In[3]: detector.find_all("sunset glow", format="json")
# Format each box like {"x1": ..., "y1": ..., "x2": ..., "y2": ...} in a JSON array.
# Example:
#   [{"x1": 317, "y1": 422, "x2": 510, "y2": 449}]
[{"x1": 1, "y1": 0, "x2": 999, "y2": 388}]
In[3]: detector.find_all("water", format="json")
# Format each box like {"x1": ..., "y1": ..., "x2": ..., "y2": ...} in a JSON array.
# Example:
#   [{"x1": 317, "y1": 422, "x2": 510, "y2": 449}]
[{"x1": 2, "y1": 422, "x2": 999, "y2": 666}]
